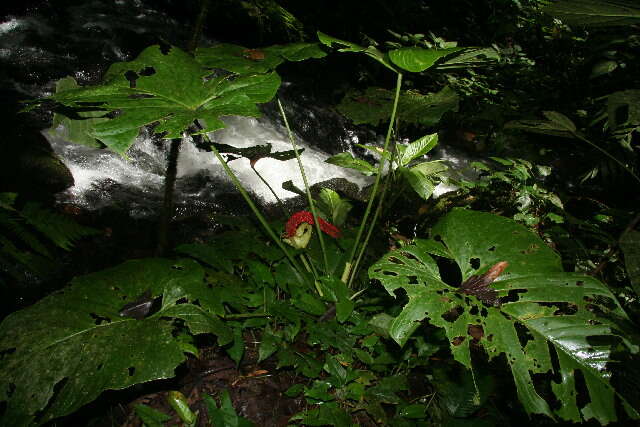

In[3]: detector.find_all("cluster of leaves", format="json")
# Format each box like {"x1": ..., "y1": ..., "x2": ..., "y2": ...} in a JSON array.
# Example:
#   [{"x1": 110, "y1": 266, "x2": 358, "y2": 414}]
[
  {"x1": 1, "y1": 209, "x2": 638, "y2": 425},
  {"x1": 454, "y1": 157, "x2": 565, "y2": 227}
]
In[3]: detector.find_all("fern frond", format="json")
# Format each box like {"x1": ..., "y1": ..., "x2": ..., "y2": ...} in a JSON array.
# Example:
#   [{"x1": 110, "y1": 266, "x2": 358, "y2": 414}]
[
  {"x1": 20, "y1": 203, "x2": 98, "y2": 251},
  {"x1": 0, "y1": 210, "x2": 51, "y2": 257}
]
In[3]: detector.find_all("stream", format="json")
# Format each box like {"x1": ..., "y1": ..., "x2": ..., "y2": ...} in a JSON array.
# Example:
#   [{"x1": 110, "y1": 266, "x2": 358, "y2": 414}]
[{"x1": 2, "y1": 0, "x2": 474, "y2": 219}]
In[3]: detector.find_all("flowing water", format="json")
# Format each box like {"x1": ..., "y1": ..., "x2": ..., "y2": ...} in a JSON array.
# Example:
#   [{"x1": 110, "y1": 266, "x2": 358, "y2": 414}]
[{"x1": 2, "y1": 0, "x2": 475, "y2": 219}]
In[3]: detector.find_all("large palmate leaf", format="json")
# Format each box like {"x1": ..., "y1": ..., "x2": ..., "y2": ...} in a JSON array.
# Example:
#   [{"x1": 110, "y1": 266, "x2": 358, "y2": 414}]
[
  {"x1": 0, "y1": 258, "x2": 232, "y2": 426},
  {"x1": 544, "y1": 0, "x2": 640, "y2": 27},
  {"x1": 195, "y1": 42, "x2": 326, "y2": 74},
  {"x1": 369, "y1": 208, "x2": 639, "y2": 424},
  {"x1": 337, "y1": 86, "x2": 458, "y2": 126},
  {"x1": 32, "y1": 45, "x2": 280, "y2": 154}
]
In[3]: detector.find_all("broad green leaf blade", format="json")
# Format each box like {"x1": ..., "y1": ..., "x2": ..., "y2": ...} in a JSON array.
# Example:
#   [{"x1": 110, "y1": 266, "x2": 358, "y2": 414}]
[
  {"x1": 398, "y1": 133, "x2": 438, "y2": 167},
  {"x1": 265, "y1": 42, "x2": 328, "y2": 62},
  {"x1": 317, "y1": 188, "x2": 352, "y2": 227},
  {"x1": 43, "y1": 45, "x2": 280, "y2": 154},
  {"x1": 505, "y1": 111, "x2": 577, "y2": 139},
  {"x1": 195, "y1": 43, "x2": 283, "y2": 74},
  {"x1": 388, "y1": 47, "x2": 464, "y2": 72},
  {"x1": 544, "y1": 0, "x2": 640, "y2": 27},
  {"x1": 369, "y1": 208, "x2": 637, "y2": 422},
  {"x1": 317, "y1": 31, "x2": 397, "y2": 72},
  {"x1": 337, "y1": 86, "x2": 458, "y2": 126},
  {"x1": 317, "y1": 31, "x2": 366, "y2": 53},
  {"x1": 48, "y1": 77, "x2": 106, "y2": 147},
  {"x1": 542, "y1": 111, "x2": 577, "y2": 133},
  {"x1": 435, "y1": 47, "x2": 500, "y2": 70},
  {"x1": 402, "y1": 168, "x2": 436, "y2": 201},
  {"x1": 325, "y1": 152, "x2": 377, "y2": 175},
  {"x1": 0, "y1": 258, "x2": 211, "y2": 425}
]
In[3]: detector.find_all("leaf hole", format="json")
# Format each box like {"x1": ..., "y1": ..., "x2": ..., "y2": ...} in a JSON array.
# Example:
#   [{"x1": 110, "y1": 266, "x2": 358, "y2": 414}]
[
  {"x1": 89, "y1": 312, "x2": 111, "y2": 325},
  {"x1": 487, "y1": 246, "x2": 496, "y2": 252},
  {"x1": 502, "y1": 289, "x2": 527, "y2": 304},
  {"x1": 407, "y1": 275, "x2": 418, "y2": 284},
  {"x1": 575, "y1": 280, "x2": 584, "y2": 286},
  {"x1": 441, "y1": 306, "x2": 463, "y2": 323},
  {"x1": 128, "y1": 367, "x2": 136, "y2": 377},
  {"x1": 139, "y1": 66, "x2": 155, "y2": 76},
  {"x1": 452, "y1": 336, "x2": 465, "y2": 346},
  {"x1": 124, "y1": 70, "x2": 138, "y2": 88},
  {"x1": 469, "y1": 258, "x2": 480, "y2": 270}
]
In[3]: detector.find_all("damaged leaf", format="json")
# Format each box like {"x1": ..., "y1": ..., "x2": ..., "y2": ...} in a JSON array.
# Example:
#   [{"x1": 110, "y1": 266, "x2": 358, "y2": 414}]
[{"x1": 369, "y1": 208, "x2": 638, "y2": 423}]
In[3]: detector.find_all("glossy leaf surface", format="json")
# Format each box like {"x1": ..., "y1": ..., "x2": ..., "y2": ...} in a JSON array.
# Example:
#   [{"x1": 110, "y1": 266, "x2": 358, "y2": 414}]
[
  {"x1": 388, "y1": 46, "x2": 464, "y2": 72},
  {"x1": 0, "y1": 258, "x2": 231, "y2": 425},
  {"x1": 369, "y1": 208, "x2": 638, "y2": 423}
]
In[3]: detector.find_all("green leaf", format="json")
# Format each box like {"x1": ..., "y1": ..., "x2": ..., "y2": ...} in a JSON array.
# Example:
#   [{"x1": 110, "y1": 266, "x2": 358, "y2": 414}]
[
  {"x1": 166, "y1": 391, "x2": 197, "y2": 426},
  {"x1": 48, "y1": 77, "x2": 107, "y2": 147},
  {"x1": 0, "y1": 258, "x2": 215, "y2": 425},
  {"x1": 542, "y1": 111, "x2": 577, "y2": 133},
  {"x1": 295, "y1": 402, "x2": 351, "y2": 427},
  {"x1": 369, "y1": 208, "x2": 638, "y2": 422},
  {"x1": 505, "y1": 111, "x2": 578, "y2": 138},
  {"x1": 325, "y1": 152, "x2": 377, "y2": 175},
  {"x1": 38, "y1": 45, "x2": 280, "y2": 154},
  {"x1": 258, "y1": 330, "x2": 279, "y2": 363},
  {"x1": 544, "y1": 0, "x2": 640, "y2": 27},
  {"x1": 134, "y1": 404, "x2": 171, "y2": 427},
  {"x1": 317, "y1": 31, "x2": 396, "y2": 72},
  {"x1": 402, "y1": 168, "x2": 436, "y2": 201},
  {"x1": 620, "y1": 230, "x2": 640, "y2": 295},
  {"x1": 337, "y1": 86, "x2": 458, "y2": 126},
  {"x1": 388, "y1": 46, "x2": 464, "y2": 72},
  {"x1": 317, "y1": 188, "x2": 353, "y2": 227},
  {"x1": 397, "y1": 133, "x2": 438, "y2": 167},
  {"x1": 227, "y1": 328, "x2": 245, "y2": 365},
  {"x1": 195, "y1": 42, "x2": 326, "y2": 75},
  {"x1": 204, "y1": 391, "x2": 255, "y2": 427}
]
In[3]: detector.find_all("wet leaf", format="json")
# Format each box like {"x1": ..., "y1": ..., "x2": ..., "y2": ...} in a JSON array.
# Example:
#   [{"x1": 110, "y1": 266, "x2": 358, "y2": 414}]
[
  {"x1": 0, "y1": 258, "x2": 231, "y2": 425},
  {"x1": 369, "y1": 208, "x2": 638, "y2": 423},
  {"x1": 388, "y1": 46, "x2": 464, "y2": 72},
  {"x1": 33, "y1": 45, "x2": 280, "y2": 154}
]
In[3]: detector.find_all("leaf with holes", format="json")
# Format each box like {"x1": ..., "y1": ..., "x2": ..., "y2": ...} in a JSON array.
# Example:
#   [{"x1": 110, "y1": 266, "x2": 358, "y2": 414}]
[
  {"x1": 29, "y1": 45, "x2": 280, "y2": 155},
  {"x1": 0, "y1": 258, "x2": 232, "y2": 426},
  {"x1": 369, "y1": 208, "x2": 639, "y2": 424}
]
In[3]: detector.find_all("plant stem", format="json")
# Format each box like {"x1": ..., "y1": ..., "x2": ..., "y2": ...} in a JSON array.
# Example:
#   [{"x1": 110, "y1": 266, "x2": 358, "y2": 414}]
[
  {"x1": 155, "y1": 137, "x2": 181, "y2": 256},
  {"x1": 345, "y1": 72, "x2": 403, "y2": 287},
  {"x1": 277, "y1": 99, "x2": 330, "y2": 273},
  {"x1": 187, "y1": 0, "x2": 210, "y2": 53},
  {"x1": 574, "y1": 133, "x2": 640, "y2": 186},
  {"x1": 201, "y1": 133, "x2": 312, "y2": 290},
  {"x1": 251, "y1": 164, "x2": 289, "y2": 216}
]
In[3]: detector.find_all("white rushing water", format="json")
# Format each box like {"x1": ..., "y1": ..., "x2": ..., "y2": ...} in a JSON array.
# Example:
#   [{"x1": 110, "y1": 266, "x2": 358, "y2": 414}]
[{"x1": 46, "y1": 115, "x2": 373, "y2": 217}]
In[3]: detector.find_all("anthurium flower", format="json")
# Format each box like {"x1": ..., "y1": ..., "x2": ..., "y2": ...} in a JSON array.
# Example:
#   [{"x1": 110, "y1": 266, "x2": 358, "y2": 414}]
[{"x1": 283, "y1": 210, "x2": 341, "y2": 249}]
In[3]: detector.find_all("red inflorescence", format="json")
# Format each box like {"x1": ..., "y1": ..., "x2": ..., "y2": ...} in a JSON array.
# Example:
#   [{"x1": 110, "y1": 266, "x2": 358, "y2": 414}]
[{"x1": 284, "y1": 210, "x2": 341, "y2": 238}]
